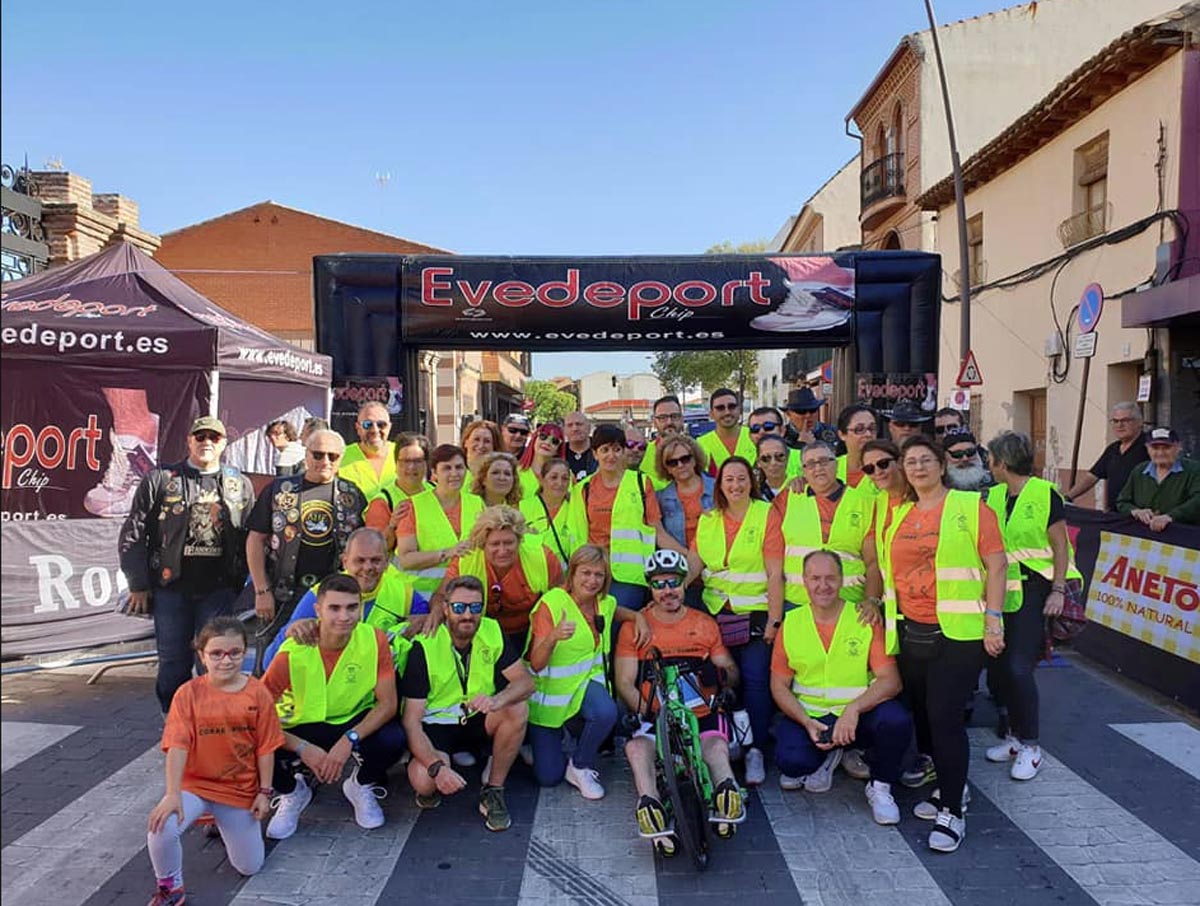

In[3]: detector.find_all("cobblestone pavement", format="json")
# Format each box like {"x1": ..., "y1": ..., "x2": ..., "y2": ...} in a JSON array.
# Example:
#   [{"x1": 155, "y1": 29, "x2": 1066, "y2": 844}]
[{"x1": 2, "y1": 651, "x2": 1197, "y2": 906}]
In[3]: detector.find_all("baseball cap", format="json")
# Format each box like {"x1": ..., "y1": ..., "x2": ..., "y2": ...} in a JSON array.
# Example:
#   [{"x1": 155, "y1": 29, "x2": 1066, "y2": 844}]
[
  {"x1": 1147, "y1": 427, "x2": 1179, "y2": 445},
  {"x1": 190, "y1": 415, "x2": 226, "y2": 437},
  {"x1": 503, "y1": 413, "x2": 531, "y2": 429}
]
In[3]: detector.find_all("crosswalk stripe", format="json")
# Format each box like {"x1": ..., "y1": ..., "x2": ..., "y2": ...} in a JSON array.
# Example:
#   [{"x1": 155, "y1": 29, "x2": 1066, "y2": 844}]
[
  {"x1": 968, "y1": 728, "x2": 1200, "y2": 905},
  {"x1": 1109, "y1": 722, "x2": 1200, "y2": 782},
  {"x1": 1, "y1": 744, "x2": 164, "y2": 906},
  {"x1": 1, "y1": 721, "x2": 80, "y2": 773},
  {"x1": 519, "y1": 771, "x2": 658, "y2": 906},
  {"x1": 757, "y1": 782, "x2": 953, "y2": 906}
]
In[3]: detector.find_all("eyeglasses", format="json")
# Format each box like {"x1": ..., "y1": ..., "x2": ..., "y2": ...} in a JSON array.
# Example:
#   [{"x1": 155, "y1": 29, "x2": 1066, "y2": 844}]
[
  {"x1": 861, "y1": 457, "x2": 895, "y2": 475},
  {"x1": 538, "y1": 434, "x2": 562, "y2": 447},
  {"x1": 505, "y1": 427, "x2": 530, "y2": 437},
  {"x1": 713, "y1": 403, "x2": 739, "y2": 413},
  {"x1": 309, "y1": 450, "x2": 342, "y2": 462},
  {"x1": 448, "y1": 600, "x2": 485, "y2": 615},
  {"x1": 934, "y1": 424, "x2": 961, "y2": 435},
  {"x1": 844, "y1": 425, "x2": 875, "y2": 435},
  {"x1": 664, "y1": 454, "x2": 694, "y2": 468},
  {"x1": 904, "y1": 457, "x2": 939, "y2": 469},
  {"x1": 653, "y1": 412, "x2": 683, "y2": 422},
  {"x1": 803, "y1": 457, "x2": 836, "y2": 469},
  {"x1": 946, "y1": 446, "x2": 978, "y2": 460},
  {"x1": 192, "y1": 431, "x2": 223, "y2": 443},
  {"x1": 204, "y1": 648, "x2": 244, "y2": 662},
  {"x1": 649, "y1": 577, "x2": 683, "y2": 590},
  {"x1": 758, "y1": 452, "x2": 788, "y2": 464},
  {"x1": 359, "y1": 420, "x2": 389, "y2": 430},
  {"x1": 626, "y1": 441, "x2": 647, "y2": 452},
  {"x1": 748, "y1": 422, "x2": 780, "y2": 434}
]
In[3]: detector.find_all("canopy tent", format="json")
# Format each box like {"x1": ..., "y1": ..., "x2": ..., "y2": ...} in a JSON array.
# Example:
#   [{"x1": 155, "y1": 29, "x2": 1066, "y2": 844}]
[{"x1": 1, "y1": 242, "x2": 332, "y2": 658}]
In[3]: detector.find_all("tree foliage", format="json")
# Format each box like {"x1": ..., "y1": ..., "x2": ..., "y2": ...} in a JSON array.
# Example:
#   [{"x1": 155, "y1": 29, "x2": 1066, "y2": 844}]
[
  {"x1": 703, "y1": 239, "x2": 772, "y2": 255},
  {"x1": 522, "y1": 380, "x2": 577, "y2": 424},
  {"x1": 651, "y1": 350, "x2": 758, "y2": 402}
]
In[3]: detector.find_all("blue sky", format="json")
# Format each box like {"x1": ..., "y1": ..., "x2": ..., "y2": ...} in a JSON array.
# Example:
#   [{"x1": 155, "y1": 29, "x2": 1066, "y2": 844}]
[{"x1": 2, "y1": 0, "x2": 1004, "y2": 379}]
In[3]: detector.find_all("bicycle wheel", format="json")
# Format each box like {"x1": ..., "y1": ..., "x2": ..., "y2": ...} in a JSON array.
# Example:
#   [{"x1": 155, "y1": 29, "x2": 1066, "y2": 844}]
[{"x1": 657, "y1": 704, "x2": 710, "y2": 871}]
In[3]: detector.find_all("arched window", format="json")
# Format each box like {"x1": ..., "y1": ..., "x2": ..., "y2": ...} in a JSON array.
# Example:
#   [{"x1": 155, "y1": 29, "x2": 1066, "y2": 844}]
[
  {"x1": 890, "y1": 102, "x2": 904, "y2": 158},
  {"x1": 882, "y1": 230, "x2": 902, "y2": 250}
]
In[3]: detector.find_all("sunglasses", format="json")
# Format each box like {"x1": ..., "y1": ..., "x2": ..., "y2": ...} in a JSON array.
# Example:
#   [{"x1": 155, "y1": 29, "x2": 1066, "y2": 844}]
[
  {"x1": 538, "y1": 434, "x2": 562, "y2": 447},
  {"x1": 713, "y1": 403, "x2": 739, "y2": 413},
  {"x1": 861, "y1": 457, "x2": 895, "y2": 475},
  {"x1": 946, "y1": 446, "x2": 978, "y2": 460},
  {"x1": 664, "y1": 453, "x2": 693, "y2": 468},
  {"x1": 192, "y1": 431, "x2": 223, "y2": 443},
  {"x1": 309, "y1": 450, "x2": 341, "y2": 462},
  {"x1": 204, "y1": 648, "x2": 244, "y2": 662},
  {"x1": 758, "y1": 452, "x2": 788, "y2": 464},
  {"x1": 359, "y1": 420, "x2": 389, "y2": 430},
  {"x1": 934, "y1": 425, "x2": 961, "y2": 435},
  {"x1": 448, "y1": 600, "x2": 485, "y2": 615},
  {"x1": 749, "y1": 422, "x2": 780, "y2": 434},
  {"x1": 627, "y1": 441, "x2": 647, "y2": 452},
  {"x1": 505, "y1": 427, "x2": 530, "y2": 437},
  {"x1": 649, "y1": 577, "x2": 683, "y2": 590},
  {"x1": 803, "y1": 457, "x2": 837, "y2": 469}
]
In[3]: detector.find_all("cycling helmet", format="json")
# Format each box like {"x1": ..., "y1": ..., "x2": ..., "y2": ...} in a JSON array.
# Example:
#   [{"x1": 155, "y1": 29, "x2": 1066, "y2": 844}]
[{"x1": 644, "y1": 549, "x2": 688, "y2": 579}]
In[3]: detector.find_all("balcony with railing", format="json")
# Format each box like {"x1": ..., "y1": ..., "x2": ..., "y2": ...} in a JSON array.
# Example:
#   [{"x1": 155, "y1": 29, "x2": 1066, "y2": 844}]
[
  {"x1": 860, "y1": 153, "x2": 905, "y2": 228},
  {"x1": 1057, "y1": 203, "x2": 1111, "y2": 249}
]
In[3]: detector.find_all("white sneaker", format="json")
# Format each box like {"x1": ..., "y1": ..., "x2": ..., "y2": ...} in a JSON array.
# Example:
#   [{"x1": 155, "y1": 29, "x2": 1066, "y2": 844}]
[
  {"x1": 914, "y1": 785, "x2": 971, "y2": 821},
  {"x1": 83, "y1": 426, "x2": 158, "y2": 518},
  {"x1": 750, "y1": 282, "x2": 854, "y2": 333},
  {"x1": 451, "y1": 750, "x2": 476, "y2": 768},
  {"x1": 986, "y1": 735, "x2": 1019, "y2": 763},
  {"x1": 928, "y1": 808, "x2": 966, "y2": 853},
  {"x1": 744, "y1": 748, "x2": 766, "y2": 786},
  {"x1": 779, "y1": 774, "x2": 805, "y2": 791},
  {"x1": 802, "y1": 749, "x2": 843, "y2": 793},
  {"x1": 342, "y1": 767, "x2": 386, "y2": 829},
  {"x1": 1010, "y1": 744, "x2": 1043, "y2": 781},
  {"x1": 842, "y1": 748, "x2": 871, "y2": 780},
  {"x1": 564, "y1": 760, "x2": 605, "y2": 800},
  {"x1": 865, "y1": 780, "x2": 900, "y2": 825},
  {"x1": 266, "y1": 774, "x2": 312, "y2": 840}
]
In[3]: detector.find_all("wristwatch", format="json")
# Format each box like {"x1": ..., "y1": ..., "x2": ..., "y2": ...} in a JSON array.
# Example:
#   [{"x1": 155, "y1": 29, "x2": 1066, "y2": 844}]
[
  {"x1": 771, "y1": 619, "x2": 783, "y2": 629},
  {"x1": 344, "y1": 729, "x2": 361, "y2": 749},
  {"x1": 427, "y1": 759, "x2": 446, "y2": 778}
]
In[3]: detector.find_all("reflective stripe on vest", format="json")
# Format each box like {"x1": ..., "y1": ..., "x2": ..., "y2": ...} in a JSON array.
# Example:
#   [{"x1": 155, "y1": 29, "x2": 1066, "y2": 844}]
[
  {"x1": 527, "y1": 588, "x2": 616, "y2": 727},
  {"x1": 695, "y1": 501, "x2": 771, "y2": 615},
  {"x1": 780, "y1": 490, "x2": 871, "y2": 605},
  {"x1": 398, "y1": 489, "x2": 485, "y2": 596},
  {"x1": 781, "y1": 604, "x2": 872, "y2": 718},
  {"x1": 458, "y1": 534, "x2": 552, "y2": 614},
  {"x1": 276, "y1": 622, "x2": 378, "y2": 729},
  {"x1": 697, "y1": 428, "x2": 756, "y2": 470},
  {"x1": 417, "y1": 619, "x2": 504, "y2": 725},
  {"x1": 986, "y1": 478, "x2": 1081, "y2": 612},
  {"x1": 568, "y1": 472, "x2": 655, "y2": 584},
  {"x1": 882, "y1": 490, "x2": 989, "y2": 647}
]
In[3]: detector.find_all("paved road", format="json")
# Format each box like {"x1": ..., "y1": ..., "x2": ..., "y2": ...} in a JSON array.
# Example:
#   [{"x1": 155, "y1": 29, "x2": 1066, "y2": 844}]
[{"x1": 2, "y1": 652, "x2": 1198, "y2": 906}]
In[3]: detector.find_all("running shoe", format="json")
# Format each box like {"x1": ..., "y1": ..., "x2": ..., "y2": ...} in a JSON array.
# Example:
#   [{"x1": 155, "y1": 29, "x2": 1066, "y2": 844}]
[
  {"x1": 928, "y1": 808, "x2": 966, "y2": 853},
  {"x1": 343, "y1": 766, "x2": 386, "y2": 829},
  {"x1": 900, "y1": 753, "x2": 936, "y2": 788},
  {"x1": 913, "y1": 785, "x2": 971, "y2": 820},
  {"x1": 266, "y1": 774, "x2": 312, "y2": 840},
  {"x1": 1010, "y1": 744, "x2": 1043, "y2": 781},
  {"x1": 744, "y1": 747, "x2": 766, "y2": 786},
  {"x1": 750, "y1": 283, "x2": 853, "y2": 333},
  {"x1": 479, "y1": 785, "x2": 511, "y2": 832},
  {"x1": 864, "y1": 780, "x2": 900, "y2": 825},
  {"x1": 635, "y1": 795, "x2": 670, "y2": 836},
  {"x1": 842, "y1": 748, "x2": 871, "y2": 780},
  {"x1": 147, "y1": 884, "x2": 186, "y2": 906},
  {"x1": 415, "y1": 791, "x2": 442, "y2": 810},
  {"x1": 986, "y1": 735, "x2": 1020, "y2": 763},
  {"x1": 713, "y1": 778, "x2": 744, "y2": 823},
  {"x1": 802, "y1": 749, "x2": 843, "y2": 793},
  {"x1": 565, "y1": 760, "x2": 605, "y2": 801},
  {"x1": 778, "y1": 774, "x2": 805, "y2": 791},
  {"x1": 84, "y1": 423, "x2": 159, "y2": 518}
]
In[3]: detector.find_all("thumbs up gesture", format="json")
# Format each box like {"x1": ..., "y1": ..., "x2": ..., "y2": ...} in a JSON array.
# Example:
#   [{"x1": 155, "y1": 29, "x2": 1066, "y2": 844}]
[{"x1": 553, "y1": 613, "x2": 576, "y2": 641}]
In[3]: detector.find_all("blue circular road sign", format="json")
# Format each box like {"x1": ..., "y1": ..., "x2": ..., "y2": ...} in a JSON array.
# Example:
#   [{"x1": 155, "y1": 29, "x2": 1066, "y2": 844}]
[{"x1": 1078, "y1": 283, "x2": 1104, "y2": 334}]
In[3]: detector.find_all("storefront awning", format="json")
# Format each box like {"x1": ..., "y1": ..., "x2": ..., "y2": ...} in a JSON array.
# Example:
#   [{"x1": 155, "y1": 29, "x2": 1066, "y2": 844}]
[{"x1": 1122, "y1": 274, "x2": 1200, "y2": 328}]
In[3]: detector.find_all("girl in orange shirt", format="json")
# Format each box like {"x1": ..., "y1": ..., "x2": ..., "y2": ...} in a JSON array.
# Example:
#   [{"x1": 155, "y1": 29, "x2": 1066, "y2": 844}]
[{"x1": 146, "y1": 617, "x2": 284, "y2": 906}]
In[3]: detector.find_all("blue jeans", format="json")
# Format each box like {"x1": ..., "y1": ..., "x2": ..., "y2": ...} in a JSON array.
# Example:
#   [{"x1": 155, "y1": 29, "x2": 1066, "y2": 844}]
[
  {"x1": 528, "y1": 680, "x2": 618, "y2": 785},
  {"x1": 774, "y1": 699, "x2": 913, "y2": 783},
  {"x1": 728, "y1": 638, "x2": 773, "y2": 749},
  {"x1": 153, "y1": 585, "x2": 237, "y2": 713}
]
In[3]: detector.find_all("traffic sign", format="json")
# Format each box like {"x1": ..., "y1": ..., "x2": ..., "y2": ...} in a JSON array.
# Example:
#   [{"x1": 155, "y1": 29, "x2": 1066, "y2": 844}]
[
  {"x1": 956, "y1": 350, "x2": 983, "y2": 387},
  {"x1": 950, "y1": 388, "x2": 971, "y2": 410},
  {"x1": 1074, "y1": 332, "x2": 1098, "y2": 358},
  {"x1": 1078, "y1": 283, "x2": 1104, "y2": 334}
]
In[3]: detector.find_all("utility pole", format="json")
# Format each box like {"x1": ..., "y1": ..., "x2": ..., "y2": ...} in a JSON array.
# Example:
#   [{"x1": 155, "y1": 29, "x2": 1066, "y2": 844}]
[{"x1": 924, "y1": 0, "x2": 972, "y2": 369}]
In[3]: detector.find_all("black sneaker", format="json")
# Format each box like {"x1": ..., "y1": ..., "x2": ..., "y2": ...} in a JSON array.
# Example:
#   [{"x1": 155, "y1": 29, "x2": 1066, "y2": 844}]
[
  {"x1": 636, "y1": 795, "x2": 669, "y2": 836},
  {"x1": 713, "y1": 779, "x2": 744, "y2": 823},
  {"x1": 479, "y1": 785, "x2": 511, "y2": 832}
]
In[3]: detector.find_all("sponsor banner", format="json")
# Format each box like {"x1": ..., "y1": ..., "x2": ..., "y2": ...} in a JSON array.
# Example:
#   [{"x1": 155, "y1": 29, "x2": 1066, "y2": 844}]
[
  {"x1": 1, "y1": 519, "x2": 153, "y2": 657},
  {"x1": 399, "y1": 255, "x2": 856, "y2": 351},
  {"x1": 331, "y1": 376, "x2": 403, "y2": 446},
  {"x1": 1086, "y1": 530, "x2": 1199, "y2": 664},
  {"x1": 0, "y1": 361, "x2": 205, "y2": 520},
  {"x1": 855, "y1": 371, "x2": 938, "y2": 418}
]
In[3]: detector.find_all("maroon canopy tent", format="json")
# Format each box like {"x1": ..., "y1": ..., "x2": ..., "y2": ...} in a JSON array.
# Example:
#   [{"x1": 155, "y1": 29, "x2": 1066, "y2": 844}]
[{"x1": 1, "y1": 242, "x2": 331, "y2": 657}]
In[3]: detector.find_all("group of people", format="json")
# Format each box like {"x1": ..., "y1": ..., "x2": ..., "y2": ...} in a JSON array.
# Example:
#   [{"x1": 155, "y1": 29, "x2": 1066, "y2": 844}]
[{"x1": 119, "y1": 392, "x2": 1197, "y2": 904}]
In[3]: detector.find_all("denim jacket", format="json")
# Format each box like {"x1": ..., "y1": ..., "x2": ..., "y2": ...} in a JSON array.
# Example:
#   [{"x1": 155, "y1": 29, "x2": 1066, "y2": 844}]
[{"x1": 656, "y1": 474, "x2": 715, "y2": 547}]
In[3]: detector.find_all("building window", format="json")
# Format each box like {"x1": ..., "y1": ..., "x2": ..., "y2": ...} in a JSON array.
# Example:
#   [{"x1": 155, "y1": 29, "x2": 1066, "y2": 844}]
[
  {"x1": 966, "y1": 214, "x2": 985, "y2": 287},
  {"x1": 1059, "y1": 132, "x2": 1109, "y2": 247}
]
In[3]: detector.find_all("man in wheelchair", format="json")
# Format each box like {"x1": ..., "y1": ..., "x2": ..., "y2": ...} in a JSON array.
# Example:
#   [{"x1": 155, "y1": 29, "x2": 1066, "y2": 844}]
[{"x1": 613, "y1": 550, "x2": 745, "y2": 857}]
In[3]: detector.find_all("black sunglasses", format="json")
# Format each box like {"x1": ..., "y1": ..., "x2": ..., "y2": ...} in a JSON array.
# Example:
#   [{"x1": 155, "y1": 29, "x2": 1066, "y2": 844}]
[
  {"x1": 649, "y1": 577, "x2": 683, "y2": 590},
  {"x1": 538, "y1": 433, "x2": 562, "y2": 447},
  {"x1": 309, "y1": 450, "x2": 341, "y2": 462},
  {"x1": 448, "y1": 600, "x2": 485, "y2": 615},
  {"x1": 749, "y1": 422, "x2": 780, "y2": 434},
  {"x1": 934, "y1": 424, "x2": 962, "y2": 435},
  {"x1": 626, "y1": 441, "x2": 647, "y2": 452},
  {"x1": 505, "y1": 426, "x2": 530, "y2": 436},
  {"x1": 192, "y1": 431, "x2": 223, "y2": 443},
  {"x1": 664, "y1": 454, "x2": 693, "y2": 468},
  {"x1": 861, "y1": 457, "x2": 895, "y2": 475},
  {"x1": 946, "y1": 446, "x2": 978, "y2": 460},
  {"x1": 758, "y1": 452, "x2": 788, "y2": 464}
]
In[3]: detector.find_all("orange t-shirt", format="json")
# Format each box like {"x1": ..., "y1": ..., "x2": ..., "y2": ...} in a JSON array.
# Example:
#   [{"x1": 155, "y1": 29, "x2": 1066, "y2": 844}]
[
  {"x1": 443, "y1": 547, "x2": 564, "y2": 635},
  {"x1": 263, "y1": 627, "x2": 394, "y2": 700},
  {"x1": 770, "y1": 614, "x2": 893, "y2": 677},
  {"x1": 616, "y1": 607, "x2": 727, "y2": 711},
  {"x1": 530, "y1": 594, "x2": 602, "y2": 651},
  {"x1": 846, "y1": 468, "x2": 865, "y2": 489},
  {"x1": 161, "y1": 675, "x2": 285, "y2": 809},
  {"x1": 677, "y1": 481, "x2": 706, "y2": 548},
  {"x1": 585, "y1": 474, "x2": 661, "y2": 546},
  {"x1": 364, "y1": 497, "x2": 392, "y2": 534},
  {"x1": 395, "y1": 496, "x2": 462, "y2": 539},
  {"x1": 889, "y1": 499, "x2": 1004, "y2": 624}
]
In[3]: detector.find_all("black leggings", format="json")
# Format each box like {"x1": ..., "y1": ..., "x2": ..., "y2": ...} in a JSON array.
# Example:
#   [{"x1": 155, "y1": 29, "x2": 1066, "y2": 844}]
[
  {"x1": 986, "y1": 575, "x2": 1048, "y2": 742},
  {"x1": 898, "y1": 623, "x2": 984, "y2": 814}
]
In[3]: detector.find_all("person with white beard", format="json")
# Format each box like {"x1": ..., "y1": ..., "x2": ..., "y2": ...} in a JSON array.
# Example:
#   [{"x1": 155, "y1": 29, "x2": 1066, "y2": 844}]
[{"x1": 943, "y1": 432, "x2": 993, "y2": 494}]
